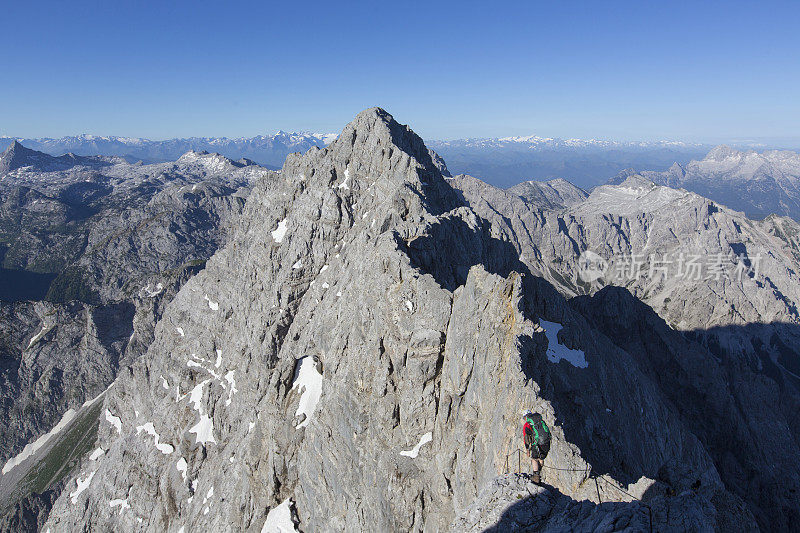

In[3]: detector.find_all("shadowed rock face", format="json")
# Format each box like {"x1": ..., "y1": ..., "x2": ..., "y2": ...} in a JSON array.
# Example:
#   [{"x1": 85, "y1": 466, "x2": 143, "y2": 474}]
[
  {"x1": 35, "y1": 108, "x2": 784, "y2": 532},
  {"x1": 451, "y1": 171, "x2": 800, "y2": 531}
]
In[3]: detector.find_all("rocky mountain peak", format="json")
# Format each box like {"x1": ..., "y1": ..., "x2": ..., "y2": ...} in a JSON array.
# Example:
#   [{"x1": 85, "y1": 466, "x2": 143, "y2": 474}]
[
  {"x1": 332, "y1": 107, "x2": 443, "y2": 174},
  {"x1": 4, "y1": 139, "x2": 23, "y2": 153},
  {"x1": 0, "y1": 141, "x2": 49, "y2": 173},
  {"x1": 704, "y1": 144, "x2": 740, "y2": 161},
  {"x1": 667, "y1": 161, "x2": 685, "y2": 174},
  {"x1": 614, "y1": 173, "x2": 658, "y2": 190},
  {"x1": 606, "y1": 167, "x2": 639, "y2": 185},
  {"x1": 280, "y1": 107, "x2": 461, "y2": 216}
]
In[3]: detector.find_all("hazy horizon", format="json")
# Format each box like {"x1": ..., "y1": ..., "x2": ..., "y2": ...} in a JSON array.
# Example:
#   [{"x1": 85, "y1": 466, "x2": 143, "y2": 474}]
[{"x1": 3, "y1": 127, "x2": 800, "y2": 152}]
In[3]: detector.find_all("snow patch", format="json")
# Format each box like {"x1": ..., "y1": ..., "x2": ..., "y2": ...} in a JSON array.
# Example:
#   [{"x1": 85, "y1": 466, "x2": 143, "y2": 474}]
[
  {"x1": 224, "y1": 371, "x2": 238, "y2": 406},
  {"x1": 136, "y1": 422, "x2": 174, "y2": 454},
  {"x1": 89, "y1": 448, "x2": 105, "y2": 461},
  {"x1": 176, "y1": 458, "x2": 188, "y2": 481},
  {"x1": 142, "y1": 282, "x2": 164, "y2": 298},
  {"x1": 109, "y1": 498, "x2": 130, "y2": 514},
  {"x1": 176, "y1": 327, "x2": 185, "y2": 337},
  {"x1": 261, "y1": 498, "x2": 297, "y2": 533},
  {"x1": 2, "y1": 407, "x2": 77, "y2": 474},
  {"x1": 189, "y1": 414, "x2": 217, "y2": 446},
  {"x1": 70, "y1": 471, "x2": 96, "y2": 503},
  {"x1": 292, "y1": 260, "x2": 303, "y2": 269},
  {"x1": 215, "y1": 349, "x2": 222, "y2": 368},
  {"x1": 337, "y1": 168, "x2": 351, "y2": 190},
  {"x1": 400, "y1": 432, "x2": 433, "y2": 458},
  {"x1": 540, "y1": 320, "x2": 588, "y2": 368},
  {"x1": 271, "y1": 219, "x2": 288, "y2": 243},
  {"x1": 292, "y1": 357, "x2": 323, "y2": 429},
  {"x1": 105, "y1": 409, "x2": 122, "y2": 434},
  {"x1": 187, "y1": 379, "x2": 211, "y2": 413},
  {"x1": 405, "y1": 300, "x2": 414, "y2": 313},
  {"x1": 204, "y1": 295, "x2": 219, "y2": 311},
  {"x1": 26, "y1": 322, "x2": 53, "y2": 350},
  {"x1": 187, "y1": 357, "x2": 222, "y2": 381}
]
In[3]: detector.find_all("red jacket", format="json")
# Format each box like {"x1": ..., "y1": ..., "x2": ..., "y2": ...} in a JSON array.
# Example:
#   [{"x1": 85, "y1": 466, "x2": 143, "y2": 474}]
[{"x1": 523, "y1": 420, "x2": 534, "y2": 448}]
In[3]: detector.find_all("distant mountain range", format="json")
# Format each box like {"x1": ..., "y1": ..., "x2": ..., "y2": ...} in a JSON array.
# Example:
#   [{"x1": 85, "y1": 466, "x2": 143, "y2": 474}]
[
  {"x1": 4, "y1": 133, "x2": 799, "y2": 221},
  {"x1": 612, "y1": 145, "x2": 800, "y2": 221},
  {"x1": 2, "y1": 132, "x2": 713, "y2": 189},
  {"x1": 427, "y1": 136, "x2": 713, "y2": 189},
  {"x1": 0, "y1": 132, "x2": 336, "y2": 170}
]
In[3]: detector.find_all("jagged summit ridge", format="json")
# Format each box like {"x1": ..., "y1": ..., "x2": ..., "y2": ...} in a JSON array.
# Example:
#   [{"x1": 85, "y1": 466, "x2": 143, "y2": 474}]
[{"x1": 281, "y1": 107, "x2": 460, "y2": 216}]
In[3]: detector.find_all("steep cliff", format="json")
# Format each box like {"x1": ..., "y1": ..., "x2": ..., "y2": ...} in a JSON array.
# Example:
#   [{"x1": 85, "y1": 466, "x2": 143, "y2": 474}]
[{"x1": 40, "y1": 109, "x2": 771, "y2": 532}]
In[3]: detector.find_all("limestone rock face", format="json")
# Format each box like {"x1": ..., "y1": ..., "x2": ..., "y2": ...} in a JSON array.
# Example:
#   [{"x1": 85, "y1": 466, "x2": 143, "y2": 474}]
[
  {"x1": 506, "y1": 178, "x2": 588, "y2": 210},
  {"x1": 40, "y1": 109, "x2": 771, "y2": 532}
]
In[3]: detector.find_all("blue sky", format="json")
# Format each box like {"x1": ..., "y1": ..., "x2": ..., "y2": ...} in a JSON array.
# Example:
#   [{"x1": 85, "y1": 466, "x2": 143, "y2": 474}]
[{"x1": 3, "y1": 1, "x2": 799, "y2": 142}]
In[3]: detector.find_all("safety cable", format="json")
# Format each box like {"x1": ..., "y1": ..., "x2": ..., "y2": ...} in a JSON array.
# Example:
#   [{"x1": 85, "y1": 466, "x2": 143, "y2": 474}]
[{"x1": 502, "y1": 447, "x2": 654, "y2": 533}]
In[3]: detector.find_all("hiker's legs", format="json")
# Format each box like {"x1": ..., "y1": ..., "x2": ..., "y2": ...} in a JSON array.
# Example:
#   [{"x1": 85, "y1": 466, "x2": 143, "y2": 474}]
[
  {"x1": 528, "y1": 455, "x2": 543, "y2": 482},
  {"x1": 532, "y1": 458, "x2": 544, "y2": 482}
]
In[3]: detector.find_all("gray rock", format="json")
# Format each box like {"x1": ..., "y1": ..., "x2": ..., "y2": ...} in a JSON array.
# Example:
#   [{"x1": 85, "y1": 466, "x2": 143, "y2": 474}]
[{"x1": 41, "y1": 108, "x2": 762, "y2": 532}]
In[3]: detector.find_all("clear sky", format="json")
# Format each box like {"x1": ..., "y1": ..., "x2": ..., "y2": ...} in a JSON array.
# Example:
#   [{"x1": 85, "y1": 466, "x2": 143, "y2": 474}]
[{"x1": 3, "y1": 0, "x2": 799, "y2": 143}]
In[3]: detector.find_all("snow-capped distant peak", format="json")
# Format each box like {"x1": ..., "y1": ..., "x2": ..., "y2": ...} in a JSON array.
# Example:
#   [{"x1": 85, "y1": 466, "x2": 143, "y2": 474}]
[
  {"x1": 497, "y1": 134, "x2": 554, "y2": 144},
  {"x1": 310, "y1": 133, "x2": 338, "y2": 145},
  {"x1": 430, "y1": 135, "x2": 703, "y2": 150},
  {"x1": 704, "y1": 145, "x2": 742, "y2": 161}
]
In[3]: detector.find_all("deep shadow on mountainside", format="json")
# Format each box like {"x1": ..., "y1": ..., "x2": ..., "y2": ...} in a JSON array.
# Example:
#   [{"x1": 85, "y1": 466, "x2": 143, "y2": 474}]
[{"x1": 407, "y1": 207, "x2": 799, "y2": 530}]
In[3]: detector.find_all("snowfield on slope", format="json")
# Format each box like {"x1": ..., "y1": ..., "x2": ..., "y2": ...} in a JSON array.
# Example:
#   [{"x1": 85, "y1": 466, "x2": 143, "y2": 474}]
[
  {"x1": 540, "y1": 320, "x2": 588, "y2": 368},
  {"x1": 261, "y1": 498, "x2": 297, "y2": 533},
  {"x1": 292, "y1": 357, "x2": 323, "y2": 429}
]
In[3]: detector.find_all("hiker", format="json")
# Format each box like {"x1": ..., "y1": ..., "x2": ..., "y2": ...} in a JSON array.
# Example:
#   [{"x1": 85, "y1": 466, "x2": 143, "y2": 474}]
[{"x1": 522, "y1": 411, "x2": 551, "y2": 483}]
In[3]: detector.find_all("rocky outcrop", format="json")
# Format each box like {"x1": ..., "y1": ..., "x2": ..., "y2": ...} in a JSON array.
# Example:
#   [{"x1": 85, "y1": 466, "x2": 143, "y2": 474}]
[
  {"x1": 450, "y1": 172, "x2": 800, "y2": 531},
  {"x1": 40, "y1": 108, "x2": 767, "y2": 532},
  {"x1": 507, "y1": 178, "x2": 588, "y2": 210},
  {"x1": 453, "y1": 474, "x2": 693, "y2": 533},
  {"x1": 0, "y1": 300, "x2": 131, "y2": 467}
]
